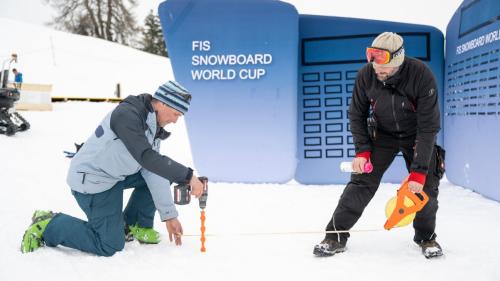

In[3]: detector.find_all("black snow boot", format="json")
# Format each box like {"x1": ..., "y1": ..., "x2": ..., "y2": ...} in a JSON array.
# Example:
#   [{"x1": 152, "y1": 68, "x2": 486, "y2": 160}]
[
  {"x1": 417, "y1": 239, "x2": 443, "y2": 259},
  {"x1": 313, "y1": 238, "x2": 346, "y2": 257}
]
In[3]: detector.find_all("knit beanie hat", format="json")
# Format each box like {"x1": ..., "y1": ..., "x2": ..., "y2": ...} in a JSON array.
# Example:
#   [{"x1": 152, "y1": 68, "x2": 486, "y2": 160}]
[
  {"x1": 153, "y1": 80, "x2": 191, "y2": 114},
  {"x1": 371, "y1": 32, "x2": 405, "y2": 68}
]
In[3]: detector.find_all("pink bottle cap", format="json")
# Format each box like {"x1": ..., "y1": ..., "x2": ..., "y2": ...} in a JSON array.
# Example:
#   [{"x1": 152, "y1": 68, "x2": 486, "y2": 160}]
[{"x1": 364, "y1": 162, "x2": 373, "y2": 173}]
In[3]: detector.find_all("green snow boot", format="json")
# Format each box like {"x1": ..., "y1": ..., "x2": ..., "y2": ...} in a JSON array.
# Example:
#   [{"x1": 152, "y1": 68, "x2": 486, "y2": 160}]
[
  {"x1": 21, "y1": 210, "x2": 55, "y2": 253},
  {"x1": 126, "y1": 224, "x2": 161, "y2": 244}
]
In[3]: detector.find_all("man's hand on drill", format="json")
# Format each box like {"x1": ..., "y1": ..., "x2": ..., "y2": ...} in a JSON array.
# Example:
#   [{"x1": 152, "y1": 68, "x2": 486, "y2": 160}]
[{"x1": 190, "y1": 176, "x2": 203, "y2": 198}]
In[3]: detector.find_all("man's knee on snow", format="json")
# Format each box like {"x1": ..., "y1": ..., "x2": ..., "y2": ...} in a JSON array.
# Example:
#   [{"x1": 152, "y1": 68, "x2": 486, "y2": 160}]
[
  {"x1": 98, "y1": 237, "x2": 125, "y2": 257},
  {"x1": 95, "y1": 225, "x2": 125, "y2": 257}
]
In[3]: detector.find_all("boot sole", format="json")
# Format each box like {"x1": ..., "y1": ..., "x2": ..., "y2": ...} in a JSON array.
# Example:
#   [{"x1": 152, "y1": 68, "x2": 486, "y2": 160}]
[
  {"x1": 313, "y1": 246, "x2": 346, "y2": 257},
  {"x1": 20, "y1": 211, "x2": 54, "y2": 253},
  {"x1": 21, "y1": 227, "x2": 40, "y2": 253},
  {"x1": 125, "y1": 234, "x2": 160, "y2": 244},
  {"x1": 137, "y1": 240, "x2": 160, "y2": 245},
  {"x1": 423, "y1": 250, "x2": 443, "y2": 259}
]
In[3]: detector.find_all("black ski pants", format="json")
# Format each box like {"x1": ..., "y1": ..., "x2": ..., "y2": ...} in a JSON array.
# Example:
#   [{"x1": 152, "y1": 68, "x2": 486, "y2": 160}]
[{"x1": 325, "y1": 133, "x2": 440, "y2": 244}]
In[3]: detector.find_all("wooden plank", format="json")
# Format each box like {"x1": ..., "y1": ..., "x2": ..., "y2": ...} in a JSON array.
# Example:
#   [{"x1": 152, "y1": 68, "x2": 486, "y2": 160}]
[
  {"x1": 16, "y1": 103, "x2": 53, "y2": 111},
  {"x1": 51, "y1": 96, "x2": 123, "y2": 103},
  {"x1": 8, "y1": 83, "x2": 53, "y2": 92}
]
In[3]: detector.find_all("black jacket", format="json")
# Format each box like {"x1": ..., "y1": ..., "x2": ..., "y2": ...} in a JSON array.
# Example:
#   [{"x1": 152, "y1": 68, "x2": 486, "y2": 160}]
[
  {"x1": 349, "y1": 57, "x2": 440, "y2": 174},
  {"x1": 110, "y1": 94, "x2": 193, "y2": 184}
]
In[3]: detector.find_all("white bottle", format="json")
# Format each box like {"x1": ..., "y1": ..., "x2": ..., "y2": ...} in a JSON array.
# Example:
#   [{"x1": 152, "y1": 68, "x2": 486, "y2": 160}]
[{"x1": 339, "y1": 161, "x2": 373, "y2": 173}]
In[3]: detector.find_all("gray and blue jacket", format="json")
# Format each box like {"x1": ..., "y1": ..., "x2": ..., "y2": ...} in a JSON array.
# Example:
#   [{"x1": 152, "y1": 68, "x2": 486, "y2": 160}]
[{"x1": 67, "y1": 94, "x2": 193, "y2": 221}]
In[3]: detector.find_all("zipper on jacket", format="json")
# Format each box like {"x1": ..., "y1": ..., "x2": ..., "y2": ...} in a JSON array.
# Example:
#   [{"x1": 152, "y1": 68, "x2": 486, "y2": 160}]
[{"x1": 391, "y1": 93, "x2": 401, "y2": 132}]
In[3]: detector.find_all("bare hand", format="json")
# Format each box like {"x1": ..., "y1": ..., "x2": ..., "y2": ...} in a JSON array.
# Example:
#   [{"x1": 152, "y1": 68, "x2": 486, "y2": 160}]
[
  {"x1": 189, "y1": 176, "x2": 204, "y2": 198},
  {"x1": 408, "y1": 181, "x2": 424, "y2": 193},
  {"x1": 165, "y1": 218, "x2": 183, "y2": 246},
  {"x1": 352, "y1": 157, "x2": 368, "y2": 173}
]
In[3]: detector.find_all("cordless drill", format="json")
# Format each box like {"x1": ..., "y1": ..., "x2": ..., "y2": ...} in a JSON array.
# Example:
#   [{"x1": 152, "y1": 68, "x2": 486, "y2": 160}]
[{"x1": 174, "y1": 176, "x2": 208, "y2": 208}]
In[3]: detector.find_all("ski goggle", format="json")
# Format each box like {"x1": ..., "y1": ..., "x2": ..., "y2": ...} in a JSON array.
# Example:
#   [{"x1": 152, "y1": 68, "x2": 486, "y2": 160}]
[{"x1": 366, "y1": 45, "x2": 404, "y2": 65}]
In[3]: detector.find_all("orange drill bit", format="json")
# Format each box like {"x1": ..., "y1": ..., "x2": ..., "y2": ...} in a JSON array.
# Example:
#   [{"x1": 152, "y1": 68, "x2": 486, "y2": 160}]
[
  {"x1": 198, "y1": 177, "x2": 208, "y2": 252},
  {"x1": 200, "y1": 210, "x2": 206, "y2": 252}
]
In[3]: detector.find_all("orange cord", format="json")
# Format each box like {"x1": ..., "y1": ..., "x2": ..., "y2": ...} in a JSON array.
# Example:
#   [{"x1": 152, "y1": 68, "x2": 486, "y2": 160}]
[
  {"x1": 200, "y1": 210, "x2": 206, "y2": 252},
  {"x1": 384, "y1": 180, "x2": 429, "y2": 230}
]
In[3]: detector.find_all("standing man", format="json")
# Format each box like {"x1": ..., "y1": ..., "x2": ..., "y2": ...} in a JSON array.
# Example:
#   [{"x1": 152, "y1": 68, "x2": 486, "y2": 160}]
[
  {"x1": 12, "y1": 68, "x2": 23, "y2": 89},
  {"x1": 21, "y1": 80, "x2": 205, "y2": 256},
  {"x1": 313, "y1": 32, "x2": 444, "y2": 258}
]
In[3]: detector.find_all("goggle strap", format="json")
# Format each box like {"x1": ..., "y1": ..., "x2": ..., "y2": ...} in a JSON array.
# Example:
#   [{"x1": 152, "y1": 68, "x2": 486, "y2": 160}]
[{"x1": 391, "y1": 45, "x2": 404, "y2": 58}]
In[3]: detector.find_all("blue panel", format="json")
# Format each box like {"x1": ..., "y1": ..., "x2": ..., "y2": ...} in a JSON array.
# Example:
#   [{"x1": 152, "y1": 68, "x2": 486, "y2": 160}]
[
  {"x1": 304, "y1": 137, "x2": 321, "y2": 146},
  {"x1": 303, "y1": 73, "x2": 320, "y2": 82},
  {"x1": 304, "y1": 36, "x2": 374, "y2": 64},
  {"x1": 296, "y1": 15, "x2": 444, "y2": 184},
  {"x1": 304, "y1": 111, "x2": 321, "y2": 121},
  {"x1": 347, "y1": 135, "x2": 354, "y2": 144},
  {"x1": 325, "y1": 84, "x2": 342, "y2": 94},
  {"x1": 346, "y1": 84, "x2": 354, "y2": 93},
  {"x1": 325, "y1": 71, "x2": 342, "y2": 81},
  {"x1": 159, "y1": 0, "x2": 299, "y2": 183},
  {"x1": 459, "y1": 0, "x2": 500, "y2": 37},
  {"x1": 303, "y1": 98, "x2": 321, "y2": 108},
  {"x1": 304, "y1": 124, "x2": 321, "y2": 133},
  {"x1": 326, "y1": 149, "x2": 343, "y2": 158},
  {"x1": 325, "y1": 97, "x2": 342, "y2": 107},
  {"x1": 346, "y1": 71, "x2": 358, "y2": 80},
  {"x1": 326, "y1": 136, "x2": 343, "y2": 145},
  {"x1": 444, "y1": 0, "x2": 500, "y2": 201},
  {"x1": 325, "y1": 110, "x2": 342, "y2": 120},
  {"x1": 305, "y1": 149, "x2": 322, "y2": 158},
  {"x1": 304, "y1": 85, "x2": 320, "y2": 95},
  {"x1": 303, "y1": 33, "x2": 430, "y2": 65},
  {"x1": 325, "y1": 123, "x2": 343, "y2": 132}
]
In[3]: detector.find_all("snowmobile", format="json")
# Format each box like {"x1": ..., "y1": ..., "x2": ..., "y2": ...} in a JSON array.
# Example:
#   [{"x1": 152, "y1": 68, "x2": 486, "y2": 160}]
[{"x1": 0, "y1": 54, "x2": 30, "y2": 136}]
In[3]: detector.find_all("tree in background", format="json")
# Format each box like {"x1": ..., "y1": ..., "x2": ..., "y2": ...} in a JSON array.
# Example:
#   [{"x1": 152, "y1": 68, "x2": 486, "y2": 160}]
[
  {"x1": 140, "y1": 10, "x2": 168, "y2": 57},
  {"x1": 45, "y1": 0, "x2": 139, "y2": 46}
]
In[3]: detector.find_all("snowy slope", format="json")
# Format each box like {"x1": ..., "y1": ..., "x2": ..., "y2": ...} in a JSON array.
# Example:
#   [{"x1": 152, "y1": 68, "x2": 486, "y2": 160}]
[
  {"x1": 0, "y1": 17, "x2": 173, "y2": 98},
  {"x1": 1, "y1": 103, "x2": 500, "y2": 281}
]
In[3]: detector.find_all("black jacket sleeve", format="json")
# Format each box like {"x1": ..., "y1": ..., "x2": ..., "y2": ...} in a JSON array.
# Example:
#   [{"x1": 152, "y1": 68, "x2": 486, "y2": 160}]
[
  {"x1": 349, "y1": 67, "x2": 372, "y2": 154},
  {"x1": 109, "y1": 102, "x2": 192, "y2": 184},
  {"x1": 411, "y1": 65, "x2": 441, "y2": 174}
]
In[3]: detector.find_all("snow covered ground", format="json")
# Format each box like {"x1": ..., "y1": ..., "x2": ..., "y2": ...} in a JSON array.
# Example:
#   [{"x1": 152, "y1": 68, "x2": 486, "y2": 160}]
[{"x1": 1, "y1": 102, "x2": 500, "y2": 281}]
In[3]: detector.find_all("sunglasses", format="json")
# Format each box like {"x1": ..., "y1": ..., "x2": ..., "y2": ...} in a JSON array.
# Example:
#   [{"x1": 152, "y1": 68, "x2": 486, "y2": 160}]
[{"x1": 366, "y1": 45, "x2": 404, "y2": 65}]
